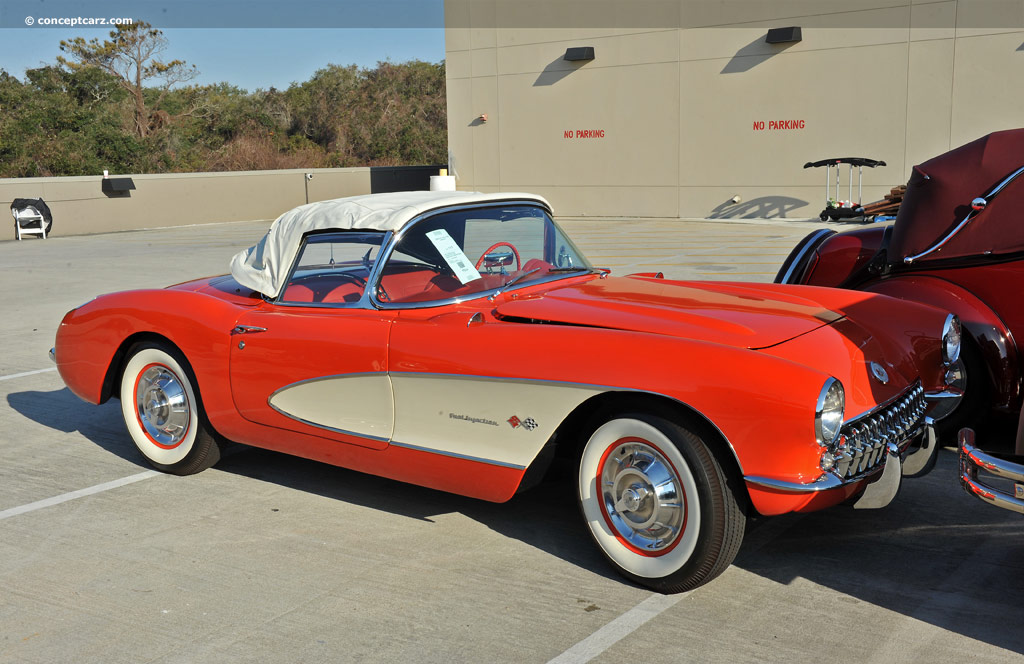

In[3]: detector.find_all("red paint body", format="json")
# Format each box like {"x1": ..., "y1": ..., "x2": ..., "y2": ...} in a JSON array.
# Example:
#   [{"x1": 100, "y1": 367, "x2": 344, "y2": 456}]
[{"x1": 54, "y1": 265, "x2": 949, "y2": 515}]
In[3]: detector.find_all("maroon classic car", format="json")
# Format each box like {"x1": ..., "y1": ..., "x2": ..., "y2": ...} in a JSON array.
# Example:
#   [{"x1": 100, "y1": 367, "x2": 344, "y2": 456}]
[{"x1": 776, "y1": 129, "x2": 1024, "y2": 515}]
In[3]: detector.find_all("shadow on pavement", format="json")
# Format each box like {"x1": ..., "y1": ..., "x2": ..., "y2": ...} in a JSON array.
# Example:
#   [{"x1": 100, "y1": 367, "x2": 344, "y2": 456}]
[{"x1": 10, "y1": 388, "x2": 1024, "y2": 653}]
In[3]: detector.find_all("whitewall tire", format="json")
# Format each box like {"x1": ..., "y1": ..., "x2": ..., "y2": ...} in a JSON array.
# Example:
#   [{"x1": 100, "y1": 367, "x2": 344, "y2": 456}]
[
  {"x1": 578, "y1": 413, "x2": 745, "y2": 593},
  {"x1": 120, "y1": 342, "x2": 221, "y2": 475}
]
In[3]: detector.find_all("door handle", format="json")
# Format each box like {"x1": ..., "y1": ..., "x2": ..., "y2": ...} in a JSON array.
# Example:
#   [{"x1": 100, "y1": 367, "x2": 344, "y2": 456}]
[{"x1": 231, "y1": 325, "x2": 267, "y2": 335}]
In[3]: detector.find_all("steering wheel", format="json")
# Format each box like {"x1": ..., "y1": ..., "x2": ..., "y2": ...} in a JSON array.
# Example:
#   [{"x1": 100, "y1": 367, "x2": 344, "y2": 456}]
[{"x1": 475, "y1": 242, "x2": 521, "y2": 271}]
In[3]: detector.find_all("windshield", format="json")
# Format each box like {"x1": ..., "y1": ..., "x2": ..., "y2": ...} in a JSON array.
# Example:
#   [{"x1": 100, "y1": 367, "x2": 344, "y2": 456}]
[{"x1": 376, "y1": 205, "x2": 592, "y2": 305}]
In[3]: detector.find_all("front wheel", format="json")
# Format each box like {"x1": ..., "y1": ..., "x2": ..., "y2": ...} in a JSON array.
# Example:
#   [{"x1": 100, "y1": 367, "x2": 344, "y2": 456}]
[
  {"x1": 119, "y1": 342, "x2": 221, "y2": 475},
  {"x1": 577, "y1": 413, "x2": 745, "y2": 593}
]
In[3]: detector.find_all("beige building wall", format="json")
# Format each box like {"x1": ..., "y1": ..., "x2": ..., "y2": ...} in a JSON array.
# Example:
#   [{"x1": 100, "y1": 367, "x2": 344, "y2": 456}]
[{"x1": 445, "y1": 0, "x2": 1024, "y2": 218}]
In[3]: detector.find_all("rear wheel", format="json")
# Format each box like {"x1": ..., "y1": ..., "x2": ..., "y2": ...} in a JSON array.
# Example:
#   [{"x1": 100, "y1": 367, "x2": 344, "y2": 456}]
[
  {"x1": 119, "y1": 342, "x2": 221, "y2": 475},
  {"x1": 577, "y1": 413, "x2": 745, "y2": 593}
]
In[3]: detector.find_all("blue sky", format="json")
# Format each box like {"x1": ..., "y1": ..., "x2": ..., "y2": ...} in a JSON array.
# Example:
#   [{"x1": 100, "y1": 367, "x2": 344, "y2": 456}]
[{"x1": 0, "y1": 2, "x2": 446, "y2": 91}]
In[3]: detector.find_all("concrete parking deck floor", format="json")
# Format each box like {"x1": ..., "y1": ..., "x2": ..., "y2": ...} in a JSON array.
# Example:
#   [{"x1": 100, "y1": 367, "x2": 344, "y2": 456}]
[{"x1": 1, "y1": 218, "x2": 1023, "y2": 664}]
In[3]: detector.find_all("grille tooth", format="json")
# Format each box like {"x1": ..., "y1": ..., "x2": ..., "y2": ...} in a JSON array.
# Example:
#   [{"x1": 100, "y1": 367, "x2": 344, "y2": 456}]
[
  {"x1": 837, "y1": 382, "x2": 924, "y2": 479},
  {"x1": 837, "y1": 449, "x2": 853, "y2": 477},
  {"x1": 851, "y1": 435, "x2": 866, "y2": 474}
]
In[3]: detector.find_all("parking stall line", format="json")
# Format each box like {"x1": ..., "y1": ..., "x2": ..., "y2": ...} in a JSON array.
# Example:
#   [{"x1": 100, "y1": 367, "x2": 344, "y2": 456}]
[
  {"x1": 547, "y1": 593, "x2": 689, "y2": 664},
  {"x1": 0, "y1": 470, "x2": 161, "y2": 522},
  {"x1": 0, "y1": 367, "x2": 57, "y2": 381}
]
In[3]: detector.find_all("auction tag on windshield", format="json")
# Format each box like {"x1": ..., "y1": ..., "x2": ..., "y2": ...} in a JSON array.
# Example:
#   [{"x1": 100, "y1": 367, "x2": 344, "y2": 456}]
[{"x1": 426, "y1": 229, "x2": 481, "y2": 285}]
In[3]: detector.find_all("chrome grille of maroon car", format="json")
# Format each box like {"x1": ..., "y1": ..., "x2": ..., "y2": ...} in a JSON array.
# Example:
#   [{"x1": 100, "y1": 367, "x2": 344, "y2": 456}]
[{"x1": 833, "y1": 383, "x2": 926, "y2": 479}]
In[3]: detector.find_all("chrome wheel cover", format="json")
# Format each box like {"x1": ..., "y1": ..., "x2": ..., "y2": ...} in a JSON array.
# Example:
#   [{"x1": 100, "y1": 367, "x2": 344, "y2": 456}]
[
  {"x1": 135, "y1": 364, "x2": 191, "y2": 448},
  {"x1": 599, "y1": 439, "x2": 686, "y2": 555}
]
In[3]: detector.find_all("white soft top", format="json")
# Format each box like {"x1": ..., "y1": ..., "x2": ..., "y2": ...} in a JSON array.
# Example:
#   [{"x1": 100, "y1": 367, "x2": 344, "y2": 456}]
[{"x1": 230, "y1": 190, "x2": 550, "y2": 298}]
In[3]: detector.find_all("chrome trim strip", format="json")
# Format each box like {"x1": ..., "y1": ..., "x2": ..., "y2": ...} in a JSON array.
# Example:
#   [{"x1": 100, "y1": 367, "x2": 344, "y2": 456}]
[
  {"x1": 266, "y1": 372, "x2": 393, "y2": 443},
  {"x1": 959, "y1": 428, "x2": 1024, "y2": 515},
  {"x1": 777, "y1": 228, "x2": 834, "y2": 284},
  {"x1": 905, "y1": 165, "x2": 1024, "y2": 264},
  {"x1": 390, "y1": 371, "x2": 744, "y2": 472},
  {"x1": 261, "y1": 369, "x2": 745, "y2": 475},
  {"x1": 268, "y1": 372, "x2": 385, "y2": 396},
  {"x1": 745, "y1": 472, "x2": 845, "y2": 493},
  {"x1": 389, "y1": 440, "x2": 527, "y2": 470},
  {"x1": 265, "y1": 403, "x2": 392, "y2": 444},
  {"x1": 275, "y1": 369, "x2": 744, "y2": 474},
  {"x1": 924, "y1": 389, "x2": 964, "y2": 401}
]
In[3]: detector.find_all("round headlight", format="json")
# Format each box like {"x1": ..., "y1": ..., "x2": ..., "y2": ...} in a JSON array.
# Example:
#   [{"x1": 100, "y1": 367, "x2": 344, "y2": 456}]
[
  {"x1": 942, "y1": 314, "x2": 962, "y2": 366},
  {"x1": 815, "y1": 378, "x2": 845, "y2": 445}
]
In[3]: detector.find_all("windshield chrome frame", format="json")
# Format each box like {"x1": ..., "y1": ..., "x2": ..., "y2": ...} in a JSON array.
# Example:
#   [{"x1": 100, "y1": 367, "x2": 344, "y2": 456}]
[{"x1": 365, "y1": 199, "x2": 593, "y2": 310}]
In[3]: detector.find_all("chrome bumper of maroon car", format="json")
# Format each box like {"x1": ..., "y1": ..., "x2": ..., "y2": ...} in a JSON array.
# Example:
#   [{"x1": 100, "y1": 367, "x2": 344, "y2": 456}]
[{"x1": 959, "y1": 428, "x2": 1024, "y2": 515}]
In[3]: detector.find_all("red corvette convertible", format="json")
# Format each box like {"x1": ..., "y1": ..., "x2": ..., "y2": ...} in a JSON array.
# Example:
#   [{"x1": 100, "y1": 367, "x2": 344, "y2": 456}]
[
  {"x1": 775, "y1": 130, "x2": 1024, "y2": 515},
  {"x1": 53, "y1": 191, "x2": 960, "y2": 591}
]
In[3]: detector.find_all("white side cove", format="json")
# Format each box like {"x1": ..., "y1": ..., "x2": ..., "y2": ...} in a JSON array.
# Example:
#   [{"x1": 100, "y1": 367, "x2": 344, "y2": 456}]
[
  {"x1": 390, "y1": 373, "x2": 605, "y2": 469},
  {"x1": 269, "y1": 374, "x2": 395, "y2": 442}
]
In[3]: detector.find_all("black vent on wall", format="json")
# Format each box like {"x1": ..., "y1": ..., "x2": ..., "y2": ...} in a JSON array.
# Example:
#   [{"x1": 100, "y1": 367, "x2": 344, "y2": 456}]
[
  {"x1": 766, "y1": 26, "x2": 802, "y2": 44},
  {"x1": 563, "y1": 46, "x2": 595, "y2": 61}
]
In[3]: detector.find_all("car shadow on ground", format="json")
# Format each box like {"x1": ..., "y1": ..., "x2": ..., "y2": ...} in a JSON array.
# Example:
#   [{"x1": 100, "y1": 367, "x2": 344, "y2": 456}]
[
  {"x1": 736, "y1": 449, "x2": 1024, "y2": 654},
  {"x1": 6, "y1": 386, "x2": 149, "y2": 468},
  {"x1": 10, "y1": 387, "x2": 1024, "y2": 653}
]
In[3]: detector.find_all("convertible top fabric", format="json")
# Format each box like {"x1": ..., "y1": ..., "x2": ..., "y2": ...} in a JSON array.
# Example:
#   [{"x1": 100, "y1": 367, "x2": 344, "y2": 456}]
[
  {"x1": 889, "y1": 129, "x2": 1024, "y2": 264},
  {"x1": 230, "y1": 190, "x2": 549, "y2": 298}
]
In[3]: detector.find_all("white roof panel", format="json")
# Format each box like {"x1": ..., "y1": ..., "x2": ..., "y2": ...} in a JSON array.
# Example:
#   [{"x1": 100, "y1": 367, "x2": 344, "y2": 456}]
[{"x1": 230, "y1": 191, "x2": 550, "y2": 298}]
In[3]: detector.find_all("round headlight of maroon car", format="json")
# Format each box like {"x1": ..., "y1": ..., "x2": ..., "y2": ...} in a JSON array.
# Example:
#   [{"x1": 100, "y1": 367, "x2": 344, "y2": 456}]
[
  {"x1": 816, "y1": 378, "x2": 845, "y2": 445},
  {"x1": 942, "y1": 314, "x2": 962, "y2": 366}
]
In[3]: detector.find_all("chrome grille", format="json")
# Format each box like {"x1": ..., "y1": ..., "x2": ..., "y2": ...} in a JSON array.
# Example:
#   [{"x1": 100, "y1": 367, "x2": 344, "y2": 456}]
[{"x1": 832, "y1": 383, "x2": 926, "y2": 479}]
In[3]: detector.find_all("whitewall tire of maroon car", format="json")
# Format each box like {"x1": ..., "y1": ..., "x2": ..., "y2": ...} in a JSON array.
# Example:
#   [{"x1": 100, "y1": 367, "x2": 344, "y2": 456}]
[
  {"x1": 578, "y1": 413, "x2": 745, "y2": 593},
  {"x1": 119, "y1": 343, "x2": 221, "y2": 475}
]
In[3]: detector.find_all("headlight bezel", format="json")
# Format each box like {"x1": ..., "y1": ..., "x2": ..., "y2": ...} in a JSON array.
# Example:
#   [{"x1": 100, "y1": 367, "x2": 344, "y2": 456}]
[
  {"x1": 815, "y1": 377, "x2": 845, "y2": 446},
  {"x1": 942, "y1": 313, "x2": 962, "y2": 366}
]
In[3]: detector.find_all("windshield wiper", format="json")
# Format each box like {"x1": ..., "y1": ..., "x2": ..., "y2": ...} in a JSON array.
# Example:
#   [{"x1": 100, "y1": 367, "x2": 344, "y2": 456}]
[
  {"x1": 546, "y1": 266, "x2": 592, "y2": 273},
  {"x1": 490, "y1": 268, "x2": 541, "y2": 299}
]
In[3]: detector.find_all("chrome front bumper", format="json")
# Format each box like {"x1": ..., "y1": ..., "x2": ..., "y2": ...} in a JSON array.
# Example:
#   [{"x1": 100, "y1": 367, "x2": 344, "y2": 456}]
[
  {"x1": 746, "y1": 417, "x2": 938, "y2": 507},
  {"x1": 959, "y1": 428, "x2": 1024, "y2": 515}
]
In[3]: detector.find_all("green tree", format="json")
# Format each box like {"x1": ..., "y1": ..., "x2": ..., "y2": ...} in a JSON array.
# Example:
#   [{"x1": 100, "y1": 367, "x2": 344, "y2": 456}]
[{"x1": 58, "y1": 21, "x2": 198, "y2": 138}]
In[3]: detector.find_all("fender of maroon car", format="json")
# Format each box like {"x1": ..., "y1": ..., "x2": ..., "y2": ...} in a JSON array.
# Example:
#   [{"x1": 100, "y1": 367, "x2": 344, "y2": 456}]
[
  {"x1": 54, "y1": 273, "x2": 948, "y2": 516},
  {"x1": 777, "y1": 227, "x2": 1021, "y2": 412}
]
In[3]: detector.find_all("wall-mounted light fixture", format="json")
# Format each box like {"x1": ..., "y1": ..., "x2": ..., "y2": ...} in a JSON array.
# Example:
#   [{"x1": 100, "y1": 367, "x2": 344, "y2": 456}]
[
  {"x1": 564, "y1": 46, "x2": 595, "y2": 62},
  {"x1": 765, "y1": 27, "x2": 802, "y2": 44},
  {"x1": 477, "y1": 113, "x2": 488, "y2": 123}
]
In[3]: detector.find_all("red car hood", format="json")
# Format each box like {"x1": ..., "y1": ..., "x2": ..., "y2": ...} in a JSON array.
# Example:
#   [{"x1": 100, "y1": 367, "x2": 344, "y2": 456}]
[{"x1": 497, "y1": 276, "x2": 888, "y2": 350}]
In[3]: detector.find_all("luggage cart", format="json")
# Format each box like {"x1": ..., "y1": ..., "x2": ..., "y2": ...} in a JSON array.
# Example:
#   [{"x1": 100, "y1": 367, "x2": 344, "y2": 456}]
[{"x1": 803, "y1": 157, "x2": 886, "y2": 221}]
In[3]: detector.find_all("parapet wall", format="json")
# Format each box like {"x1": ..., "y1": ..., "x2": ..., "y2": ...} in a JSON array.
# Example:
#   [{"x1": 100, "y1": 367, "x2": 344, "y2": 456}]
[{"x1": 1, "y1": 166, "x2": 442, "y2": 239}]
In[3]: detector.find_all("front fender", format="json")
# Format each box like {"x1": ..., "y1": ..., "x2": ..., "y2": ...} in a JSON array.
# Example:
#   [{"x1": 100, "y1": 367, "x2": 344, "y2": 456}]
[
  {"x1": 865, "y1": 275, "x2": 1019, "y2": 410},
  {"x1": 54, "y1": 289, "x2": 242, "y2": 419}
]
